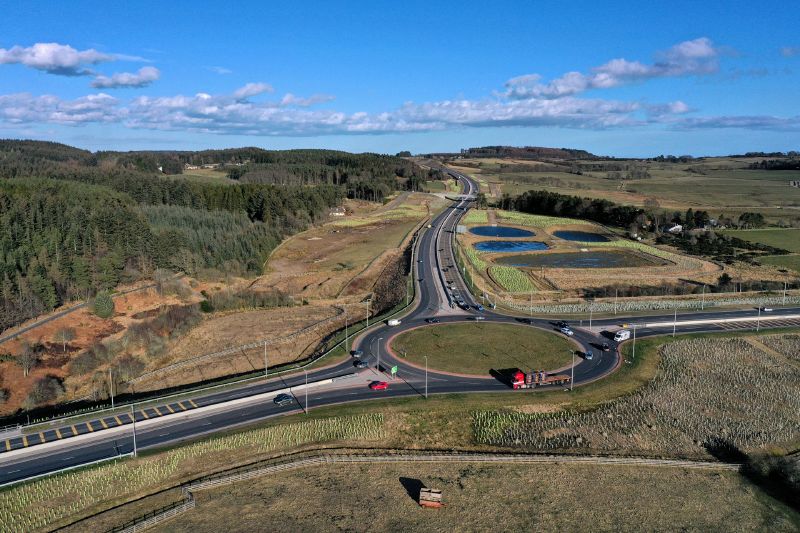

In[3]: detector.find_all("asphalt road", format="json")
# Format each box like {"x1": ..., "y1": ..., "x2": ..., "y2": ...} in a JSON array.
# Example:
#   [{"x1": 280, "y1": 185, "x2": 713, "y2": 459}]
[{"x1": 2, "y1": 173, "x2": 798, "y2": 486}]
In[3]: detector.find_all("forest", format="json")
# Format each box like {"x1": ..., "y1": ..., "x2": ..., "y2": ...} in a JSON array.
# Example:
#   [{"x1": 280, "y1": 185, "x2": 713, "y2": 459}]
[{"x1": 0, "y1": 140, "x2": 421, "y2": 332}]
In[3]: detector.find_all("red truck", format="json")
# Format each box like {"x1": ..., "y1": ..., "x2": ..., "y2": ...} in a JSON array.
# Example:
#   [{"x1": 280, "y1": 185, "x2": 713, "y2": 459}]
[{"x1": 511, "y1": 369, "x2": 571, "y2": 389}]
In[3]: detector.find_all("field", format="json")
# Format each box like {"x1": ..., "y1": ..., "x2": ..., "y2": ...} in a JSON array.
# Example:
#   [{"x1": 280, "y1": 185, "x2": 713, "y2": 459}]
[
  {"x1": 0, "y1": 414, "x2": 385, "y2": 532},
  {"x1": 724, "y1": 228, "x2": 800, "y2": 252},
  {"x1": 449, "y1": 156, "x2": 800, "y2": 225},
  {"x1": 150, "y1": 462, "x2": 798, "y2": 533},
  {"x1": 391, "y1": 323, "x2": 576, "y2": 375},
  {"x1": 172, "y1": 168, "x2": 237, "y2": 185},
  {"x1": 474, "y1": 336, "x2": 800, "y2": 455}
]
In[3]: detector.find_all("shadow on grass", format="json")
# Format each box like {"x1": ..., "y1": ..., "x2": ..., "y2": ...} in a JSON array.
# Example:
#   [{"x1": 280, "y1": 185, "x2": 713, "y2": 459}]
[{"x1": 399, "y1": 477, "x2": 425, "y2": 502}]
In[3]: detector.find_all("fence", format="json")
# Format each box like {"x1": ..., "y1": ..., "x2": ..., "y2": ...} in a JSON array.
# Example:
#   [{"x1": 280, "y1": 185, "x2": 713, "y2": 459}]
[{"x1": 109, "y1": 494, "x2": 195, "y2": 533}]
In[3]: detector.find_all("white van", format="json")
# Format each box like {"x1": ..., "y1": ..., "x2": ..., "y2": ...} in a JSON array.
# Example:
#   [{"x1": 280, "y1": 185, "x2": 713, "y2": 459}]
[
  {"x1": 387, "y1": 319, "x2": 401, "y2": 326},
  {"x1": 614, "y1": 330, "x2": 631, "y2": 342}
]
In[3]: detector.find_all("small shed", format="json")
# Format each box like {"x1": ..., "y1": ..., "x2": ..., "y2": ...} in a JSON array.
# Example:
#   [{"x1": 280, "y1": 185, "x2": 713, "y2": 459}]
[{"x1": 419, "y1": 488, "x2": 444, "y2": 508}]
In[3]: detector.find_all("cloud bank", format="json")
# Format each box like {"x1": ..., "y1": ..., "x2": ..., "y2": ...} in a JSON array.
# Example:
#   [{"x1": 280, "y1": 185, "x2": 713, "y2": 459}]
[{"x1": 92, "y1": 66, "x2": 160, "y2": 88}]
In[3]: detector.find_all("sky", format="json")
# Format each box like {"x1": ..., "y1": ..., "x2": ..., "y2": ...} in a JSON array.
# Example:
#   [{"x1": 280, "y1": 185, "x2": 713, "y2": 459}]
[{"x1": 0, "y1": 0, "x2": 798, "y2": 156}]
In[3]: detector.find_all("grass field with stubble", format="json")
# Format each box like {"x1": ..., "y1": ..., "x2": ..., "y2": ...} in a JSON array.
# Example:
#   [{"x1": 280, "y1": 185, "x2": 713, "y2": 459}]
[
  {"x1": 392, "y1": 322, "x2": 576, "y2": 375},
  {"x1": 153, "y1": 462, "x2": 799, "y2": 533}
]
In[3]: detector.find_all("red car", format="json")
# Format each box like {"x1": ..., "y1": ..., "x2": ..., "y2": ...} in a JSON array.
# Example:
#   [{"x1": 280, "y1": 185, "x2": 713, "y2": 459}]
[{"x1": 369, "y1": 381, "x2": 389, "y2": 391}]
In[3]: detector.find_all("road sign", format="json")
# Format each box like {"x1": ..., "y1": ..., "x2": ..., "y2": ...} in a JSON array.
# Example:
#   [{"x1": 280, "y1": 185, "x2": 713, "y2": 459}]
[
  {"x1": 456, "y1": 225, "x2": 466, "y2": 234},
  {"x1": 391, "y1": 365, "x2": 398, "y2": 377}
]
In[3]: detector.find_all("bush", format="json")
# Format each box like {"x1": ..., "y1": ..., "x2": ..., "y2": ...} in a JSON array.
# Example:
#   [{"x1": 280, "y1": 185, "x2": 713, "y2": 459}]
[
  {"x1": 115, "y1": 355, "x2": 145, "y2": 381},
  {"x1": 0, "y1": 388, "x2": 7, "y2": 404},
  {"x1": 70, "y1": 350, "x2": 102, "y2": 375},
  {"x1": 25, "y1": 376, "x2": 65, "y2": 407},
  {"x1": 92, "y1": 290, "x2": 115, "y2": 318}
]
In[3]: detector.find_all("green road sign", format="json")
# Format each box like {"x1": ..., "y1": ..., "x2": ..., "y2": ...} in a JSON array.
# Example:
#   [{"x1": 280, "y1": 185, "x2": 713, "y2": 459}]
[{"x1": 391, "y1": 365, "x2": 398, "y2": 376}]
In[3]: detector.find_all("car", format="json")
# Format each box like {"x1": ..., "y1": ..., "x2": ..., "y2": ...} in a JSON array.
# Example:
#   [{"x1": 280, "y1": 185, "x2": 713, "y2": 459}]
[
  {"x1": 559, "y1": 326, "x2": 574, "y2": 336},
  {"x1": 760, "y1": 307, "x2": 773, "y2": 312},
  {"x1": 369, "y1": 381, "x2": 389, "y2": 390},
  {"x1": 425, "y1": 317, "x2": 441, "y2": 323},
  {"x1": 475, "y1": 304, "x2": 484, "y2": 312},
  {"x1": 273, "y1": 393, "x2": 294, "y2": 406},
  {"x1": 354, "y1": 360, "x2": 369, "y2": 369},
  {"x1": 583, "y1": 351, "x2": 594, "y2": 361},
  {"x1": 556, "y1": 321, "x2": 568, "y2": 328},
  {"x1": 351, "y1": 349, "x2": 364, "y2": 358},
  {"x1": 601, "y1": 342, "x2": 610, "y2": 352},
  {"x1": 470, "y1": 316, "x2": 486, "y2": 321}
]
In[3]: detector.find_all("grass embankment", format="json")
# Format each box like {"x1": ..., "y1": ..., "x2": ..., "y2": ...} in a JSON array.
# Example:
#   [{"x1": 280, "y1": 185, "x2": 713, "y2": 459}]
[
  {"x1": 726, "y1": 228, "x2": 800, "y2": 273},
  {"x1": 392, "y1": 322, "x2": 575, "y2": 375},
  {"x1": 151, "y1": 463, "x2": 799, "y2": 532}
]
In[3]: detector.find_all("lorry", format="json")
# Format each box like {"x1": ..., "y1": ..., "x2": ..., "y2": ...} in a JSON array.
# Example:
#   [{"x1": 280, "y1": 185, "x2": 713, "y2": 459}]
[
  {"x1": 614, "y1": 330, "x2": 631, "y2": 342},
  {"x1": 510, "y1": 369, "x2": 571, "y2": 389},
  {"x1": 387, "y1": 319, "x2": 402, "y2": 326}
]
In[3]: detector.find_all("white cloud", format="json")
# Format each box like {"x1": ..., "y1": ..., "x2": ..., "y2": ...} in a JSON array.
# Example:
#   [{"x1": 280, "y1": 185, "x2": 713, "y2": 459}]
[
  {"x1": 232, "y1": 82, "x2": 273, "y2": 100},
  {"x1": 207, "y1": 66, "x2": 232, "y2": 75},
  {"x1": 92, "y1": 66, "x2": 160, "y2": 89},
  {"x1": 505, "y1": 37, "x2": 721, "y2": 99},
  {"x1": 280, "y1": 93, "x2": 335, "y2": 107},
  {"x1": 678, "y1": 115, "x2": 800, "y2": 131},
  {"x1": 0, "y1": 92, "x2": 120, "y2": 124},
  {"x1": 781, "y1": 46, "x2": 800, "y2": 57},
  {"x1": 0, "y1": 42, "x2": 117, "y2": 76}
]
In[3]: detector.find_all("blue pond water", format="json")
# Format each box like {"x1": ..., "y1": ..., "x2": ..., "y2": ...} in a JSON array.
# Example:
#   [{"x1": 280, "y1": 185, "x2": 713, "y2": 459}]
[
  {"x1": 496, "y1": 251, "x2": 653, "y2": 268},
  {"x1": 470, "y1": 226, "x2": 535, "y2": 238},
  {"x1": 473, "y1": 240, "x2": 549, "y2": 253},
  {"x1": 552, "y1": 230, "x2": 610, "y2": 242}
]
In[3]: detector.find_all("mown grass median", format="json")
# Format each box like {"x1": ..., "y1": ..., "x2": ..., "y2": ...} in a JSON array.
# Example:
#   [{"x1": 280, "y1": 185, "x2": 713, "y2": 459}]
[{"x1": 392, "y1": 322, "x2": 575, "y2": 375}]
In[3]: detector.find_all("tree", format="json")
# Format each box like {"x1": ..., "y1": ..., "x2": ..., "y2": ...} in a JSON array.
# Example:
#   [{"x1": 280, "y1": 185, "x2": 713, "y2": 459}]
[
  {"x1": 718, "y1": 273, "x2": 733, "y2": 288},
  {"x1": 16, "y1": 341, "x2": 39, "y2": 377},
  {"x1": 92, "y1": 290, "x2": 115, "y2": 318},
  {"x1": 24, "y1": 375, "x2": 64, "y2": 407},
  {"x1": 54, "y1": 327, "x2": 76, "y2": 352}
]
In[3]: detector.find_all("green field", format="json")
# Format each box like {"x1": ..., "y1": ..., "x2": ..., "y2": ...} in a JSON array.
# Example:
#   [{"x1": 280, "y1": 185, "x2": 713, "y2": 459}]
[
  {"x1": 724, "y1": 228, "x2": 800, "y2": 252},
  {"x1": 392, "y1": 322, "x2": 575, "y2": 375},
  {"x1": 760, "y1": 254, "x2": 800, "y2": 272},
  {"x1": 422, "y1": 180, "x2": 446, "y2": 192}
]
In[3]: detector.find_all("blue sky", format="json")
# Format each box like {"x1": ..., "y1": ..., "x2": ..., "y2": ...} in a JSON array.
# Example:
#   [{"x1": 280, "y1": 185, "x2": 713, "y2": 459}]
[{"x1": 1, "y1": 0, "x2": 798, "y2": 156}]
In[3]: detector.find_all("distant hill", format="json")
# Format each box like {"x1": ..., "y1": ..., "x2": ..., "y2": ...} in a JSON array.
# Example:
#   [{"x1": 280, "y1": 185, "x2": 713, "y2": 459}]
[{"x1": 460, "y1": 146, "x2": 601, "y2": 160}]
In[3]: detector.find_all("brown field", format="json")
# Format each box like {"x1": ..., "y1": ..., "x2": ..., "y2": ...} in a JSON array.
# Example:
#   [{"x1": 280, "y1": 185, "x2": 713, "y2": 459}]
[{"x1": 155, "y1": 462, "x2": 797, "y2": 533}]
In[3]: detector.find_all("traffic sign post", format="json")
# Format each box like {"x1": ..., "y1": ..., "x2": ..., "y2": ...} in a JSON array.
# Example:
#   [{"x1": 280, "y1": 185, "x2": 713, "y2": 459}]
[{"x1": 391, "y1": 365, "x2": 398, "y2": 379}]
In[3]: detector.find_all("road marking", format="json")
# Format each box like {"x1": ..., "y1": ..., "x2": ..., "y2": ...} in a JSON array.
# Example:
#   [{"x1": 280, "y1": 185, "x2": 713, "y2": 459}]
[
  {"x1": 71, "y1": 425, "x2": 78, "y2": 436},
  {"x1": 177, "y1": 401, "x2": 187, "y2": 411},
  {"x1": 113, "y1": 416, "x2": 123, "y2": 425},
  {"x1": 4, "y1": 440, "x2": 9, "y2": 452},
  {"x1": 100, "y1": 419, "x2": 108, "y2": 429},
  {"x1": 85, "y1": 422, "x2": 94, "y2": 433},
  {"x1": 165, "y1": 404, "x2": 175, "y2": 414},
  {"x1": 141, "y1": 409, "x2": 150, "y2": 419},
  {"x1": 39, "y1": 432, "x2": 46, "y2": 443},
  {"x1": 154, "y1": 406, "x2": 164, "y2": 416},
  {"x1": 22, "y1": 435, "x2": 28, "y2": 447},
  {"x1": 189, "y1": 399, "x2": 198, "y2": 408},
  {"x1": 55, "y1": 429, "x2": 63, "y2": 439}
]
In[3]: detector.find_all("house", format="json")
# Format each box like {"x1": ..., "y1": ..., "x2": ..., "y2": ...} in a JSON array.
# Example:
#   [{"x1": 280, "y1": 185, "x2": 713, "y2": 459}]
[
  {"x1": 185, "y1": 164, "x2": 200, "y2": 170},
  {"x1": 329, "y1": 207, "x2": 346, "y2": 217},
  {"x1": 668, "y1": 224, "x2": 683, "y2": 234}
]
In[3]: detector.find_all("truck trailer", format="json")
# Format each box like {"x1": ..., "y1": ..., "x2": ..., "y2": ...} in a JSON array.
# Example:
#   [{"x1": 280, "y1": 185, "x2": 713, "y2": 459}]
[{"x1": 511, "y1": 369, "x2": 571, "y2": 389}]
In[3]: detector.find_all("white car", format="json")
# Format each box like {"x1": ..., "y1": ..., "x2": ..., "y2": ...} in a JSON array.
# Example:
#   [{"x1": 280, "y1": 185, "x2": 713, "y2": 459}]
[
  {"x1": 760, "y1": 307, "x2": 773, "y2": 312},
  {"x1": 559, "y1": 326, "x2": 574, "y2": 336}
]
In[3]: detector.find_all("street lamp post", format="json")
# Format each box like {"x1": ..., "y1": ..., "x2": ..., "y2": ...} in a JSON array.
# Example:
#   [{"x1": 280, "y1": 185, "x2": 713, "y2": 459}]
[
  {"x1": 377, "y1": 337, "x2": 383, "y2": 373},
  {"x1": 632, "y1": 325, "x2": 637, "y2": 361},
  {"x1": 424, "y1": 355, "x2": 428, "y2": 399},
  {"x1": 344, "y1": 309, "x2": 348, "y2": 354},
  {"x1": 589, "y1": 303, "x2": 593, "y2": 331},
  {"x1": 108, "y1": 368, "x2": 114, "y2": 409},
  {"x1": 673, "y1": 307, "x2": 677, "y2": 338},
  {"x1": 569, "y1": 350, "x2": 575, "y2": 391},
  {"x1": 303, "y1": 368, "x2": 308, "y2": 414},
  {"x1": 131, "y1": 403, "x2": 137, "y2": 457},
  {"x1": 263, "y1": 341, "x2": 268, "y2": 379},
  {"x1": 701, "y1": 285, "x2": 706, "y2": 310},
  {"x1": 757, "y1": 306, "x2": 761, "y2": 332}
]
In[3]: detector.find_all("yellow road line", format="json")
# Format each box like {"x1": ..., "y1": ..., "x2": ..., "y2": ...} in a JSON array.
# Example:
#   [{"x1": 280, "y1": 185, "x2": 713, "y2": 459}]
[
  {"x1": 55, "y1": 429, "x2": 63, "y2": 439},
  {"x1": 165, "y1": 404, "x2": 175, "y2": 414},
  {"x1": 85, "y1": 422, "x2": 94, "y2": 432},
  {"x1": 100, "y1": 419, "x2": 108, "y2": 429},
  {"x1": 71, "y1": 425, "x2": 78, "y2": 436},
  {"x1": 189, "y1": 399, "x2": 198, "y2": 408},
  {"x1": 4, "y1": 440, "x2": 10, "y2": 452},
  {"x1": 113, "y1": 416, "x2": 123, "y2": 425},
  {"x1": 22, "y1": 435, "x2": 28, "y2": 447},
  {"x1": 39, "y1": 432, "x2": 46, "y2": 443},
  {"x1": 177, "y1": 401, "x2": 187, "y2": 411},
  {"x1": 141, "y1": 409, "x2": 150, "y2": 419}
]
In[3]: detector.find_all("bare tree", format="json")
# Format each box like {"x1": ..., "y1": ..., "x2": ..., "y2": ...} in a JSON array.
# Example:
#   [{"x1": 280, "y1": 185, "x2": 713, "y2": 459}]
[
  {"x1": 17, "y1": 341, "x2": 39, "y2": 377},
  {"x1": 54, "y1": 327, "x2": 77, "y2": 352}
]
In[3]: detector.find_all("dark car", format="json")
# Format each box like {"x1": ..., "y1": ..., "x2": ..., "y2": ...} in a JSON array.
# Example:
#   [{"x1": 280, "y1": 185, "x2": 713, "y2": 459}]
[
  {"x1": 351, "y1": 349, "x2": 364, "y2": 358},
  {"x1": 583, "y1": 351, "x2": 594, "y2": 361},
  {"x1": 601, "y1": 343, "x2": 610, "y2": 352},
  {"x1": 556, "y1": 321, "x2": 568, "y2": 328},
  {"x1": 273, "y1": 393, "x2": 294, "y2": 406},
  {"x1": 354, "y1": 360, "x2": 369, "y2": 369},
  {"x1": 425, "y1": 317, "x2": 441, "y2": 323}
]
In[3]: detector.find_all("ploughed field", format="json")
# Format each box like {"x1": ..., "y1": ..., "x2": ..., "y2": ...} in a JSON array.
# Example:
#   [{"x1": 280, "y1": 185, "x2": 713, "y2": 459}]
[{"x1": 495, "y1": 250, "x2": 665, "y2": 268}]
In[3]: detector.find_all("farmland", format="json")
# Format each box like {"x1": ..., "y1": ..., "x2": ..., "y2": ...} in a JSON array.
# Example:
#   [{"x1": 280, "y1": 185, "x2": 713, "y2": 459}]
[
  {"x1": 474, "y1": 336, "x2": 800, "y2": 456},
  {"x1": 725, "y1": 228, "x2": 800, "y2": 273},
  {"x1": 149, "y1": 462, "x2": 798, "y2": 532},
  {"x1": 391, "y1": 323, "x2": 575, "y2": 375}
]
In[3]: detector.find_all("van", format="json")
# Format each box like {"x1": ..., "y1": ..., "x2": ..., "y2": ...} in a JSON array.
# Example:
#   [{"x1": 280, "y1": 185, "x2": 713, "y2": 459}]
[
  {"x1": 387, "y1": 319, "x2": 401, "y2": 326},
  {"x1": 614, "y1": 330, "x2": 631, "y2": 342}
]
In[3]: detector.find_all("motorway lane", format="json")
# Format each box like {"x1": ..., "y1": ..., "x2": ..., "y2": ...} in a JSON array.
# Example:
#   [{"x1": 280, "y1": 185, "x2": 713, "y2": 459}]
[{"x1": 2, "y1": 172, "x2": 798, "y2": 486}]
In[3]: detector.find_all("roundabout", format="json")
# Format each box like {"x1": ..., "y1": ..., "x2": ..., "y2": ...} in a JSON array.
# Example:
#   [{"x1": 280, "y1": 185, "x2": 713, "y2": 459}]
[{"x1": 390, "y1": 322, "x2": 576, "y2": 376}]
